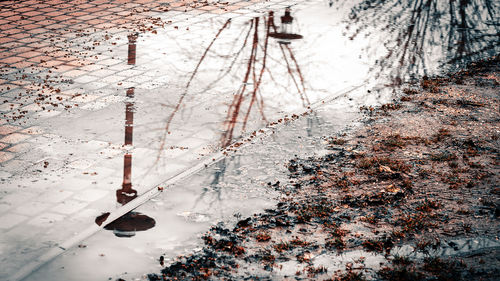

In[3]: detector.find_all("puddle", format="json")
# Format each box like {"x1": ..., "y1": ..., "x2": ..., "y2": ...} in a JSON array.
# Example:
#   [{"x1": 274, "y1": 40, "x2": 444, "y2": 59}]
[
  {"x1": 2, "y1": 0, "x2": 499, "y2": 280},
  {"x1": 28, "y1": 96, "x2": 358, "y2": 280},
  {"x1": 391, "y1": 236, "x2": 500, "y2": 259},
  {"x1": 268, "y1": 237, "x2": 500, "y2": 279},
  {"x1": 207, "y1": 234, "x2": 500, "y2": 280}
]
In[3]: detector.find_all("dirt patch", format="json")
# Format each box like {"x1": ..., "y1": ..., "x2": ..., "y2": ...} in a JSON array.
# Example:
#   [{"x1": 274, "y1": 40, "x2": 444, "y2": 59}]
[{"x1": 148, "y1": 56, "x2": 500, "y2": 280}]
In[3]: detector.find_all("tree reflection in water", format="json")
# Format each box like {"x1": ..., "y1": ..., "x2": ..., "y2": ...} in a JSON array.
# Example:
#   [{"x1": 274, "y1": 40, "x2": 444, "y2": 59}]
[
  {"x1": 185, "y1": 10, "x2": 312, "y2": 213},
  {"x1": 189, "y1": 0, "x2": 499, "y2": 215},
  {"x1": 156, "y1": 11, "x2": 309, "y2": 153},
  {"x1": 343, "y1": 0, "x2": 499, "y2": 83}
]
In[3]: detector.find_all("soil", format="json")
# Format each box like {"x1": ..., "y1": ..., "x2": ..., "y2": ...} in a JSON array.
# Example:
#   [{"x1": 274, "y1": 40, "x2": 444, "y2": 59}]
[{"x1": 148, "y1": 56, "x2": 500, "y2": 280}]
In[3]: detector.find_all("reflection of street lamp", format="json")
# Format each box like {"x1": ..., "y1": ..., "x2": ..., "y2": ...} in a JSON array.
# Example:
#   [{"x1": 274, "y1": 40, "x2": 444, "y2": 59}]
[
  {"x1": 95, "y1": 86, "x2": 156, "y2": 236},
  {"x1": 103, "y1": 212, "x2": 156, "y2": 238},
  {"x1": 95, "y1": 210, "x2": 156, "y2": 238},
  {"x1": 269, "y1": 8, "x2": 303, "y2": 45},
  {"x1": 127, "y1": 33, "x2": 138, "y2": 65},
  {"x1": 95, "y1": 34, "x2": 156, "y2": 238}
]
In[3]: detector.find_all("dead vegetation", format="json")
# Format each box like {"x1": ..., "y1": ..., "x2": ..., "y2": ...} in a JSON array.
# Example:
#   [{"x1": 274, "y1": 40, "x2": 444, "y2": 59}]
[{"x1": 149, "y1": 57, "x2": 499, "y2": 280}]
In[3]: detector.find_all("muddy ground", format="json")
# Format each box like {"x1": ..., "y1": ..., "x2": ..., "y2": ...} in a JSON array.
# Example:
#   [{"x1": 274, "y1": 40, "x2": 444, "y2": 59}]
[{"x1": 148, "y1": 56, "x2": 499, "y2": 280}]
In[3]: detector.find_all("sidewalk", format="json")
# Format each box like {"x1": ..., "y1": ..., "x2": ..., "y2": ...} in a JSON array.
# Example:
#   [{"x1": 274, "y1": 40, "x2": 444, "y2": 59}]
[{"x1": 0, "y1": 0, "x2": 336, "y2": 279}]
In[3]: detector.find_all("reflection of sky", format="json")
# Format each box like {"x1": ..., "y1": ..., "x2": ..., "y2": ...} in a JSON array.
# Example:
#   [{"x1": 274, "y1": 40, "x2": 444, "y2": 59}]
[{"x1": 291, "y1": 5, "x2": 370, "y2": 98}]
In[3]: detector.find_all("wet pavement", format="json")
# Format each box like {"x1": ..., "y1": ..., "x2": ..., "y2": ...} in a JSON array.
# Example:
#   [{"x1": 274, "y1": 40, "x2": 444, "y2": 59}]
[
  {"x1": 28, "y1": 107, "x2": 360, "y2": 281},
  {"x1": 0, "y1": 0, "x2": 498, "y2": 280}
]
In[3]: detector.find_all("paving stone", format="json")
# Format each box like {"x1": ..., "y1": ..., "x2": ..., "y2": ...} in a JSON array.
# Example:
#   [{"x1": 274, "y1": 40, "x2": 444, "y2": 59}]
[
  {"x1": 0, "y1": 203, "x2": 10, "y2": 213},
  {"x1": 70, "y1": 207, "x2": 101, "y2": 220},
  {"x1": 0, "y1": 191, "x2": 35, "y2": 206},
  {"x1": 51, "y1": 199, "x2": 88, "y2": 215},
  {"x1": 0, "y1": 125, "x2": 22, "y2": 135},
  {"x1": 13, "y1": 201, "x2": 51, "y2": 216},
  {"x1": 96, "y1": 147, "x2": 124, "y2": 158},
  {"x1": 27, "y1": 212, "x2": 65, "y2": 227},
  {"x1": 33, "y1": 110, "x2": 62, "y2": 119},
  {"x1": 73, "y1": 75, "x2": 99, "y2": 84},
  {"x1": 67, "y1": 159, "x2": 94, "y2": 170},
  {"x1": 0, "y1": 170, "x2": 12, "y2": 180},
  {"x1": 80, "y1": 166, "x2": 117, "y2": 179},
  {"x1": 60, "y1": 177, "x2": 93, "y2": 191},
  {"x1": 20, "y1": 126, "x2": 44, "y2": 135},
  {"x1": 36, "y1": 190, "x2": 73, "y2": 203},
  {"x1": 100, "y1": 75, "x2": 126, "y2": 84},
  {"x1": 0, "y1": 151, "x2": 14, "y2": 162},
  {"x1": 83, "y1": 81, "x2": 109, "y2": 90},
  {"x1": 72, "y1": 188, "x2": 108, "y2": 202},
  {"x1": 100, "y1": 95, "x2": 126, "y2": 104},
  {"x1": 70, "y1": 94, "x2": 100, "y2": 103},
  {"x1": 62, "y1": 69, "x2": 88, "y2": 77},
  {"x1": 52, "y1": 64, "x2": 75, "y2": 72},
  {"x1": 21, "y1": 103, "x2": 45, "y2": 112},
  {"x1": 80, "y1": 101, "x2": 109, "y2": 111},
  {"x1": 0, "y1": 213, "x2": 28, "y2": 229},
  {"x1": 6, "y1": 142, "x2": 31, "y2": 153},
  {"x1": 0, "y1": 133, "x2": 30, "y2": 144},
  {"x1": 0, "y1": 56, "x2": 24, "y2": 64},
  {"x1": 0, "y1": 159, "x2": 29, "y2": 174},
  {"x1": 0, "y1": 102, "x2": 21, "y2": 112}
]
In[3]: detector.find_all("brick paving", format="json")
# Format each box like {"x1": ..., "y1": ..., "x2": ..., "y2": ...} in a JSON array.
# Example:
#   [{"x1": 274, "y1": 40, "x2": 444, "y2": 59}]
[
  {"x1": 0, "y1": 0, "x2": 268, "y2": 130},
  {"x1": 0, "y1": 0, "x2": 314, "y2": 279},
  {"x1": 0, "y1": 0, "x2": 297, "y2": 163}
]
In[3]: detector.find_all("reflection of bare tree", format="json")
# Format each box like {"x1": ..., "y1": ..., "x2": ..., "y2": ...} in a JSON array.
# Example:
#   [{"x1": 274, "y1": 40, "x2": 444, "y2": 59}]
[
  {"x1": 183, "y1": 11, "x2": 311, "y2": 209},
  {"x1": 393, "y1": 237, "x2": 500, "y2": 259},
  {"x1": 220, "y1": 11, "x2": 309, "y2": 148},
  {"x1": 345, "y1": 0, "x2": 499, "y2": 82},
  {"x1": 151, "y1": 9, "x2": 311, "y2": 210},
  {"x1": 191, "y1": 157, "x2": 231, "y2": 214},
  {"x1": 157, "y1": 19, "x2": 231, "y2": 158},
  {"x1": 157, "y1": 10, "x2": 309, "y2": 153}
]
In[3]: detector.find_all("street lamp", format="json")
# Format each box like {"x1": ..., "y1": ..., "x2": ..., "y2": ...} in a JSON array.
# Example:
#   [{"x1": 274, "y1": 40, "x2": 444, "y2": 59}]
[{"x1": 269, "y1": 8, "x2": 303, "y2": 45}]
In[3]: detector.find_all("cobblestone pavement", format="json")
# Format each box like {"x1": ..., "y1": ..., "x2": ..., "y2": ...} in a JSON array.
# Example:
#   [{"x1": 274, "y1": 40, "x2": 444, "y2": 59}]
[{"x1": 0, "y1": 0, "x2": 341, "y2": 279}]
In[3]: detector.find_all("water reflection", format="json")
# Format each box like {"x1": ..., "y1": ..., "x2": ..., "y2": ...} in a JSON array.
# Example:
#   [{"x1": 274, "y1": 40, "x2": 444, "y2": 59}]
[
  {"x1": 95, "y1": 34, "x2": 155, "y2": 238},
  {"x1": 188, "y1": 9, "x2": 313, "y2": 210},
  {"x1": 269, "y1": 8, "x2": 304, "y2": 44},
  {"x1": 153, "y1": 9, "x2": 311, "y2": 154},
  {"x1": 391, "y1": 237, "x2": 500, "y2": 259},
  {"x1": 344, "y1": 0, "x2": 500, "y2": 83}
]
